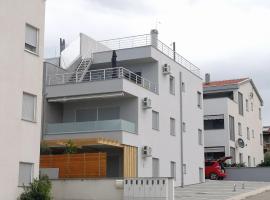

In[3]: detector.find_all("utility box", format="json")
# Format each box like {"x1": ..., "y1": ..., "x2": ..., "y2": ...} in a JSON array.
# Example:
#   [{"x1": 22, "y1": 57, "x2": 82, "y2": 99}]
[{"x1": 124, "y1": 177, "x2": 174, "y2": 200}]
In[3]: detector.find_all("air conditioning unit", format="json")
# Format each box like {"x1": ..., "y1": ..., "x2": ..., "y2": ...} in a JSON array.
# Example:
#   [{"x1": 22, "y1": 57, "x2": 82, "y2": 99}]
[
  {"x1": 162, "y1": 64, "x2": 171, "y2": 75},
  {"x1": 142, "y1": 97, "x2": 152, "y2": 109},
  {"x1": 142, "y1": 146, "x2": 152, "y2": 157}
]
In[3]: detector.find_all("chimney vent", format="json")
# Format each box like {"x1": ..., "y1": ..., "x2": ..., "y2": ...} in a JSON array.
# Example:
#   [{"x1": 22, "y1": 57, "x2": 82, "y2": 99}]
[{"x1": 205, "y1": 73, "x2": 210, "y2": 84}]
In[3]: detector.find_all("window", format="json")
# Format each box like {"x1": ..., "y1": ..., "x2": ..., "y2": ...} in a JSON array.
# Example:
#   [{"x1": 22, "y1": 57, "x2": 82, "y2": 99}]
[
  {"x1": 247, "y1": 127, "x2": 250, "y2": 140},
  {"x1": 25, "y1": 24, "x2": 38, "y2": 54},
  {"x1": 238, "y1": 122, "x2": 242, "y2": 136},
  {"x1": 181, "y1": 82, "x2": 185, "y2": 92},
  {"x1": 246, "y1": 99, "x2": 249, "y2": 112},
  {"x1": 238, "y1": 92, "x2": 244, "y2": 115},
  {"x1": 152, "y1": 111, "x2": 159, "y2": 130},
  {"x1": 152, "y1": 158, "x2": 159, "y2": 177},
  {"x1": 252, "y1": 130, "x2": 255, "y2": 138},
  {"x1": 182, "y1": 122, "x2": 186, "y2": 132},
  {"x1": 229, "y1": 116, "x2": 235, "y2": 141},
  {"x1": 22, "y1": 92, "x2": 37, "y2": 122},
  {"x1": 260, "y1": 134, "x2": 263, "y2": 145},
  {"x1": 170, "y1": 161, "x2": 176, "y2": 179},
  {"x1": 204, "y1": 115, "x2": 224, "y2": 130},
  {"x1": 18, "y1": 162, "x2": 33, "y2": 186},
  {"x1": 169, "y1": 76, "x2": 175, "y2": 95},
  {"x1": 253, "y1": 158, "x2": 256, "y2": 167},
  {"x1": 199, "y1": 168, "x2": 204, "y2": 183},
  {"x1": 251, "y1": 102, "x2": 253, "y2": 111},
  {"x1": 248, "y1": 156, "x2": 251, "y2": 167},
  {"x1": 98, "y1": 107, "x2": 120, "y2": 120},
  {"x1": 259, "y1": 108, "x2": 262, "y2": 120},
  {"x1": 197, "y1": 91, "x2": 202, "y2": 108},
  {"x1": 230, "y1": 147, "x2": 236, "y2": 163},
  {"x1": 239, "y1": 153, "x2": 243, "y2": 164},
  {"x1": 183, "y1": 164, "x2": 187, "y2": 174},
  {"x1": 170, "y1": 118, "x2": 175, "y2": 136},
  {"x1": 76, "y1": 107, "x2": 120, "y2": 122},
  {"x1": 198, "y1": 129, "x2": 203, "y2": 145}
]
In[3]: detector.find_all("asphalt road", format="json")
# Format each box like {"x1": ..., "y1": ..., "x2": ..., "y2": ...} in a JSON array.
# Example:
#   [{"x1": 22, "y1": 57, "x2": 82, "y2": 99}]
[{"x1": 245, "y1": 190, "x2": 270, "y2": 200}]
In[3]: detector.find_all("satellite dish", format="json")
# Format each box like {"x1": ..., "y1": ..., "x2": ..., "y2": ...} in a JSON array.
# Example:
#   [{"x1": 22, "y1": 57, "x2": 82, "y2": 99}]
[{"x1": 237, "y1": 138, "x2": 245, "y2": 148}]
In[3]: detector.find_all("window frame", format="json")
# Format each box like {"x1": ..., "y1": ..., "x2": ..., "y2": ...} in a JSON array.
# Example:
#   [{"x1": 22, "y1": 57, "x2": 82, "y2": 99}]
[
  {"x1": 18, "y1": 162, "x2": 34, "y2": 187},
  {"x1": 22, "y1": 92, "x2": 37, "y2": 123},
  {"x1": 152, "y1": 110, "x2": 159, "y2": 131},
  {"x1": 198, "y1": 129, "x2": 203, "y2": 146},
  {"x1": 25, "y1": 23, "x2": 39, "y2": 55},
  {"x1": 238, "y1": 92, "x2": 244, "y2": 116},
  {"x1": 170, "y1": 161, "x2": 176, "y2": 180},
  {"x1": 170, "y1": 117, "x2": 176, "y2": 136},
  {"x1": 229, "y1": 115, "x2": 235, "y2": 141},
  {"x1": 169, "y1": 75, "x2": 175, "y2": 95},
  {"x1": 238, "y1": 122, "x2": 242, "y2": 136}
]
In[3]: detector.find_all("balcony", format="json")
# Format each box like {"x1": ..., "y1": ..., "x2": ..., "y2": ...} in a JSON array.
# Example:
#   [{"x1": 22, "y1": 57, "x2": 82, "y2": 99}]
[
  {"x1": 46, "y1": 67, "x2": 158, "y2": 95},
  {"x1": 45, "y1": 119, "x2": 136, "y2": 135}
]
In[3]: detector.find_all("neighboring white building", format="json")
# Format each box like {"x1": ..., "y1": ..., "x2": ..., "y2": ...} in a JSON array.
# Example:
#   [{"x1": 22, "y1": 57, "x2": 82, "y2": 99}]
[
  {"x1": 0, "y1": 0, "x2": 45, "y2": 199},
  {"x1": 203, "y1": 75, "x2": 264, "y2": 167},
  {"x1": 42, "y1": 30, "x2": 204, "y2": 186}
]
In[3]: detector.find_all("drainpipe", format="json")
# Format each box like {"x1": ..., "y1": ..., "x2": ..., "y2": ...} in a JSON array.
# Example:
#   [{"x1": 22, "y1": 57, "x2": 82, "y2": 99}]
[
  {"x1": 179, "y1": 72, "x2": 184, "y2": 187},
  {"x1": 150, "y1": 29, "x2": 158, "y2": 48}
]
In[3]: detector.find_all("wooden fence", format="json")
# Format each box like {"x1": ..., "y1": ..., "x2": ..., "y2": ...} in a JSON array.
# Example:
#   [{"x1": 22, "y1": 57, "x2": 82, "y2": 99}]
[{"x1": 40, "y1": 153, "x2": 107, "y2": 178}]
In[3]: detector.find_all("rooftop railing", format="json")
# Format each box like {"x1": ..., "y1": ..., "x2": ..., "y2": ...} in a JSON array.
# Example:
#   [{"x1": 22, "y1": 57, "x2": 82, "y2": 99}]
[
  {"x1": 47, "y1": 67, "x2": 158, "y2": 94},
  {"x1": 98, "y1": 34, "x2": 200, "y2": 77}
]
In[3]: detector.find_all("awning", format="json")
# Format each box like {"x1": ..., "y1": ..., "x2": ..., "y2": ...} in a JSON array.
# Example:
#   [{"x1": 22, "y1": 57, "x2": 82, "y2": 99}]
[
  {"x1": 204, "y1": 114, "x2": 224, "y2": 120},
  {"x1": 205, "y1": 147, "x2": 225, "y2": 153}
]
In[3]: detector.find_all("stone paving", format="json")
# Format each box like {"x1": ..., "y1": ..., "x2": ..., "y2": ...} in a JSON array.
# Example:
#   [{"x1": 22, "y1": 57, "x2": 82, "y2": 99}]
[{"x1": 175, "y1": 180, "x2": 270, "y2": 200}]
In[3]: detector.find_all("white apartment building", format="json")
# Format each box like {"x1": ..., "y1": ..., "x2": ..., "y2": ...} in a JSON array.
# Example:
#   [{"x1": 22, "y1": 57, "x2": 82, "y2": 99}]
[
  {"x1": 42, "y1": 30, "x2": 204, "y2": 186},
  {"x1": 0, "y1": 0, "x2": 45, "y2": 199},
  {"x1": 203, "y1": 75, "x2": 264, "y2": 167}
]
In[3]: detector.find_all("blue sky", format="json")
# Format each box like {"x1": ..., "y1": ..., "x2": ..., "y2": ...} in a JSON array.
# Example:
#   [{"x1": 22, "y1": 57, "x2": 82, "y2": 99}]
[{"x1": 44, "y1": 0, "x2": 270, "y2": 125}]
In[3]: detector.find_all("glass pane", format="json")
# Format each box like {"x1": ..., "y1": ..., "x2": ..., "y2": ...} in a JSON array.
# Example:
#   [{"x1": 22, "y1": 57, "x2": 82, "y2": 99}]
[
  {"x1": 76, "y1": 108, "x2": 97, "y2": 122},
  {"x1": 18, "y1": 163, "x2": 33, "y2": 186},
  {"x1": 98, "y1": 107, "x2": 120, "y2": 120},
  {"x1": 22, "y1": 93, "x2": 36, "y2": 121}
]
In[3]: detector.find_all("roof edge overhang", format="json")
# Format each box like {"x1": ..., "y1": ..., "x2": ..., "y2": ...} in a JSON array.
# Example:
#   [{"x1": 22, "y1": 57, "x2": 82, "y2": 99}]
[
  {"x1": 203, "y1": 84, "x2": 239, "y2": 93},
  {"x1": 239, "y1": 79, "x2": 264, "y2": 106}
]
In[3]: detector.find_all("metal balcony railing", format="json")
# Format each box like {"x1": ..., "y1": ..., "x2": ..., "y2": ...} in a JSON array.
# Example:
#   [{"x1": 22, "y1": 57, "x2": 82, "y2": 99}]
[
  {"x1": 45, "y1": 119, "x2": 136, "y2": 135},
  {"x1": 98, "y1": 34, "x2": 200, "y2": 76},
  {"x1": 47, "y1": 67, "x2": 158, "y2": 93}
]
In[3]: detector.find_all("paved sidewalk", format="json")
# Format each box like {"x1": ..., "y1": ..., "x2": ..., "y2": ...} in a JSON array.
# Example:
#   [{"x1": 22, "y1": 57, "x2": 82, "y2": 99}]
[
  {"x1": 175, "y1": 180, "x2": 270, "y2": 200},
  {"x1": 244, "y1": 190, "x2": 270, "y2": 200}
]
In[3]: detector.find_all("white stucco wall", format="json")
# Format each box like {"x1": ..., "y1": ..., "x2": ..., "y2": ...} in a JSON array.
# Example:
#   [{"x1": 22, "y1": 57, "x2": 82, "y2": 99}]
[
  {"x1": 0, "y1": 0, "x2": 45, "y2": 199},
  {"x1": 204, "y1": 81, "x2": 264, "y2": 166}
]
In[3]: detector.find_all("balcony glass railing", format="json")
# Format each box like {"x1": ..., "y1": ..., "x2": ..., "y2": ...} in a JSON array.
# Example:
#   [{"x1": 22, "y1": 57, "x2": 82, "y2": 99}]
[{"x1": 46, "y1": 119, "x2": 136, "y2": 135}]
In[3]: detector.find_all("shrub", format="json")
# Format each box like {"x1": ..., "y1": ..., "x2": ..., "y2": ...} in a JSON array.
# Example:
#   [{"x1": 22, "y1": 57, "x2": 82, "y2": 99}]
[
  {"x1": 19, "y1": 175, "x2": 52, "y2": 200},
  {"x1": 264, "y1": 152, "x2": 270, "y2": 162},
  {"x1": 65, "y1": 139, "x2": 78, "y2": 154},
  {"x1": 40, "y1": 142, "x2": 52, "y2": 155}
]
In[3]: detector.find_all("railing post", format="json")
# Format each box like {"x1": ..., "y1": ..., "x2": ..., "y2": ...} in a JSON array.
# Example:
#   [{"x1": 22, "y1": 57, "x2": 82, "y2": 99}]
[
  {"x1": 89, "y1": 71, "x2": 91, "y2": 82},
  {"x1": 62, "y1": 74, "x2": 65, "y2": 84},
  {"x1": 135, "y1": 75, "x2": 138, "y2": 84},
  {"x1": 75, "y1": 73, "x2": 78, "y2": 83},
  {"x1": 103, "y1": 69, "x2": 105, "y2": 80}
]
